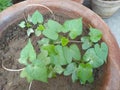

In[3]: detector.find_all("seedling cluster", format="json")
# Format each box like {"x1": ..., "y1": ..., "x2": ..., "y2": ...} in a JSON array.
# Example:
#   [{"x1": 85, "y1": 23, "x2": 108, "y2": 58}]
[{"x1": 19, "y1": 10, "x2": 108, "y2": 84}]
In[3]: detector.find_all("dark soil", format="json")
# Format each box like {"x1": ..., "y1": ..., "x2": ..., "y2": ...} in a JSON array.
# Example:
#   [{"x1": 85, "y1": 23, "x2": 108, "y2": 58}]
[
  {"x1": 0, "y1": 13, "x2": 105, "y2": 90},
  {"x1": 12, "y1": 0, "x2": 25, "y2": 4}
]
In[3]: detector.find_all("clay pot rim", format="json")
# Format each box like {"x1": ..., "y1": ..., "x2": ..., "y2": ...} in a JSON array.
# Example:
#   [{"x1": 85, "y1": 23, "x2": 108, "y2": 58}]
[
  {"x1": 95, "y1": 0, "x2": 120, "y2": 3},
  {"x1": 0, "y1": 0, "x2": 120, "y2": 90}
]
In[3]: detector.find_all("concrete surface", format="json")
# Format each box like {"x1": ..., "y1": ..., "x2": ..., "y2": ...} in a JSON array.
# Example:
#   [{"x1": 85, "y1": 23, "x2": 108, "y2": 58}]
[
  {"x1": 83, "y1": 0, "x2": 120, "y2": 47},
  {"x1": 103, "y1": 9, "x2": 120, "y2": 47}
]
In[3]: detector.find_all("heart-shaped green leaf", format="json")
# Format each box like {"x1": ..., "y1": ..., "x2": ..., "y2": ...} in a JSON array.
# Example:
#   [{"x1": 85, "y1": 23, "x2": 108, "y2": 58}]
[
  {"x1": 43, "y1": 20, "x2": 63, "y2": 40},
  {"x1": 35, "y1": 29, "x2": 41, "y2": 37},
  {"x1": 26, "y1": 61, "x2": 48, "y2": 83},
  {"x1": 70, "y1": 44, "x2": 81, "y2": 61},
  {"x1": 27, "y1": 15, "x2": 32, "y2": 22},
  {"x1": 51, "y1": 45, "x2": 67, "y2": 65},
  {"x1": 94, "y1": 42, "x2": 108, "y2": 62},
  {"x1": 72, "y1": 70, "x2": 78, "y2": 83},
  {"x1": 37, "y1": 50, "x2": 50, "y2": 65},
  {"x1": 20, "y1": 69, "x2": 33, "y2": 82},
  {"x1": 61, "y1": 37, "x2": 69, "y2": 46},
  {"x1": 19, "y1": 39, "x2": 36, "y2": 65},
  {"x1": 43, "y1": 29, "x2": 58, "y2": 40},
  {"x1": 83, "y1": 48, "x2": 103, "y2": 68},
  {"x1": 81, "y1": 36, "x2": 92, "y2": 50},
  {"x1": 48, "y1": 65, "x2": 56, "y2": 78},
  {"x1": 89, "y1": 27, "x2": 102, "y2": 42},
  {"x1": 64, "y1": 63, "x2": 77, "y2": 76},
  {"x1": 64, "y1": 18, "x2": 82, "y2": 39},
  {"x1": 41, "y1": 44, "x2": 56, "y2": 55},
  {"x1": 19, "y1": 21, "x2": 26, "y2": 28},
  {"x1": 77, "y1": 63, "x2": 93, "y2": 84},
  {"x1": 37, "y1": 38, "x2": 50, "y2": 46},
  {"x1": 36, "y1": 24, "x2": 45, "y2": 31},
  {"x1": 27, "y1": 28, "x2": 34, "y2": 37},
  {"x1": 63, "y1": 46, "x2": 72, "y2": 63},
  {"x1": 54, "y1": 65, "x2": 64, "y2": 74},
  {"x1": 31, "y1": 10, "x2": 43, "y2": 24}
]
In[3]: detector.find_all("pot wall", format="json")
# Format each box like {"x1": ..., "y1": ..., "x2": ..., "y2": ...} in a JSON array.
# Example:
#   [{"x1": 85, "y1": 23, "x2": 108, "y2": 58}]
[
  {"x1": 91, "y1": 0, "x2": 120, "y2": 18},
  {"x1": 27, "y1": 0, "x2": 84, "y2": 3},
  {"x1": 72, "y1": 0, "x2": 84, "y2": 3},
  {"x1": 0, "y1": 0, "x2": 120, "y2": 90}
]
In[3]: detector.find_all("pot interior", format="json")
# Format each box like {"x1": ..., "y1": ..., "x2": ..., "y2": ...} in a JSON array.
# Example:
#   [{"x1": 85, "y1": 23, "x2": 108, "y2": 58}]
[{"x1": 0, "y1": 8, "x2": 106, "y2": 90}]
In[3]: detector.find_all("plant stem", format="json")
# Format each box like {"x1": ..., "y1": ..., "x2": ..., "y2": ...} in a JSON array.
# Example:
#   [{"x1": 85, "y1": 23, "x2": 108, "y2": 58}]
[
  {"x1": 26, "y1": 4, "x2": 55, "y2": 20},
  {"x1": 70, "y1": 40, "x2": 82, "y2": 43},
  {"x1": 29, "y1": 81, "x2": 33, "y2": 90},
  {"x1": 2, "y1": 61, "x2": 24, "y2": 72},
  {"x1": 54, "y1": 40, "x2": 82, "y2": 44}
]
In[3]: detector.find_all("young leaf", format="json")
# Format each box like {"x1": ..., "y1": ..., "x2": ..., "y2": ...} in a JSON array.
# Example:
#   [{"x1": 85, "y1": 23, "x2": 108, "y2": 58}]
[
  {"x1": 26, "y1": 62, "x2": 48, "y2": 83},
  {"x1": 55, "y1": 45, "x2": 67, "y2": 65},
  {"x1": 77, "y1": 63, "x2": 93, "y2": 84},
  {"x1": 70, "y1": 44, "x2": 81, "y2": 61},
  {"x1": 26, "y1": 22, "x2": 32, "y2": 28},
  {"x1": 27, "y1": 28, "x2": 34, "y2": 37},
  {"x1": 20, "y1": 69, "x2": 33, "y2": 82},
  {"x1": 87, "y1": 75, "x2": 94, "y2": 83},
  {"x1": 48, "y1": 65, "x2": 56, "y2": 78},
  {"x1": 51, "y1": 45, "x2": 67, "y2": 65},
  {"x1": 37, "y1": 38, "x2": 50, "y2": 46},
  {"x1": 69, "y1": 32, "x2": 78, "y2": 40},
  {"x1": 61, "y1": 59, "x2": 78, "y2": 83},
  {"x1": 94, "y1": 42, "x2": 108, "y2": 62},
  {"x1": 64, "y1": 18, "x2": 82, "y2": 39},
  {"x1": 37, "y1": 50, "x2": 50, "y2": 65},
  {"x1": 19, "y1": 21, "x2": 26, "y2": 28},
  {"x1": 47, "y1": 20, "x2": 63, "y2": 32},
  {"x1": 64, "y1": 63, "x2": 77, "y2": 76},
  {"x1": 41, "y1": 44, "x2": 56, "y2": 55},
  {"x1": 81, "y1": 36, "x2": 92, "y2": 50},
  {"x1": 35, "y1": 29, "x2": 41, "y2": 37},
  {"x1": 36, "y1": 24, "x2": 45, "y2": 31},
  {"x1": 83, "y1": 48, "x2": 103, "y2": 68},
  {"x1": 72, "y1": 70, "x2": 78, "y2": 83},
  {"x1": 43, "y1": 20, "x2": 63, "y2": 40},
  {"x1": 63, "y1": 46, "x2": 72, "y2": 63},
  {"x1": 89, "y1": 27, "x2": 102, "y2": 42},
  {"x1": 31, "y1": 10, "x2": 43, "y2": 24},
  {"x1": 43, "y1": 29, "x2": 58, "y2": 40},
  {"x1": 54, "y1": 65, "x2": 64, "y2": 74},
  {"x1": 27, "y1": 15, "x2": 32, "y2": 22},
  {"x1": 19, "y1": 39, "x2": 36, "y2": 65},
  {"x1": 61, "y1": 37, "x2": 69, "y2": 46}
]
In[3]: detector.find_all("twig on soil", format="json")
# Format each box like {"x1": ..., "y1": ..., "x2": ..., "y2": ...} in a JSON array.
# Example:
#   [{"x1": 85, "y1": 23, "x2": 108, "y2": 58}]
[
  {"x1": 2, "y1": 61, "x2": 24, "y2": 72},
  {"x1": 29, "y1": 81, "x2": 33, "y2": 90}
]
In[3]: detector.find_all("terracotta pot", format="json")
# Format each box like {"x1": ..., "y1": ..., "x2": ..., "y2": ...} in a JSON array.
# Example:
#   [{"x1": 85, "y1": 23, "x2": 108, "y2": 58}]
[
  {"x1": 27, "y1": 0, "x2": 84, "y2": 3},
  {"x1": 72, "y1": 0, "x2": 84, "y2": 3},
  {"x1": 91, "y1": 0, "x2": 120, "y2": 18},
  {"x1": 0, "y1": 0, "x2": 120, "y2": 90}
]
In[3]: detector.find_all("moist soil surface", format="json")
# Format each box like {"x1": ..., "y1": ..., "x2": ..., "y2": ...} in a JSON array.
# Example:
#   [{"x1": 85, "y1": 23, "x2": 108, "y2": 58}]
[{"x1": 0, "y1": 14, "x2": 105, "y2": 90}]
